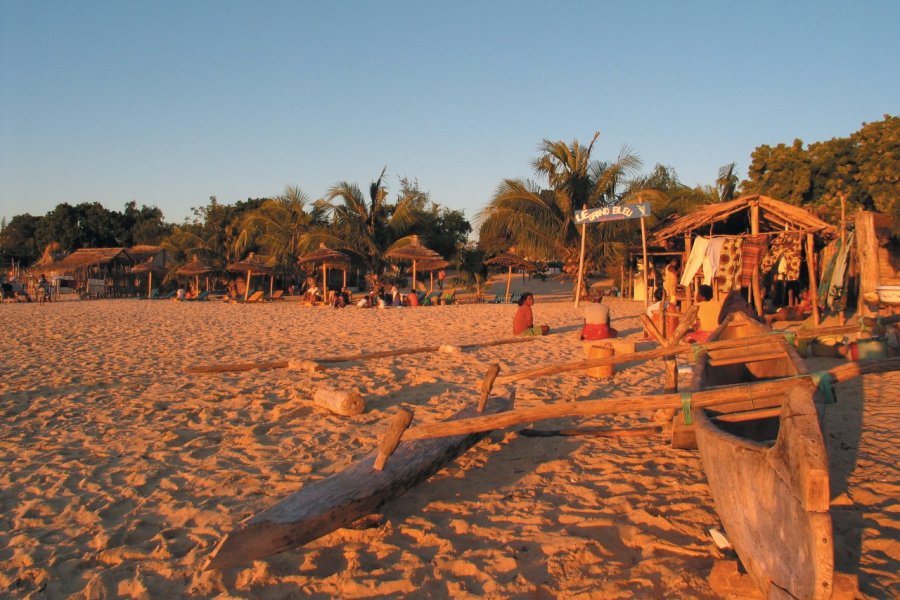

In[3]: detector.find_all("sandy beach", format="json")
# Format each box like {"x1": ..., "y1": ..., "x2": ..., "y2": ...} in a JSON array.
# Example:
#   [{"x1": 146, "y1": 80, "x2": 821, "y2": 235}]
[{"x1": 1, "y1": 277, "x2": 898, "y2": 599}]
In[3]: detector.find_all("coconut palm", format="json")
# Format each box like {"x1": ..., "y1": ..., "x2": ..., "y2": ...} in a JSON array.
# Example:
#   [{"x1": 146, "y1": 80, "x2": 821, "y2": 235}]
[
  {"x1": 322, "y1": 169, "x2": 427, "y2": 281},
  {"x1": 478, "y1": 132, "x2": 644, "y2": 297},
  {"x1": 235, "y1": 186, "x2": 327, "y2": 281}
]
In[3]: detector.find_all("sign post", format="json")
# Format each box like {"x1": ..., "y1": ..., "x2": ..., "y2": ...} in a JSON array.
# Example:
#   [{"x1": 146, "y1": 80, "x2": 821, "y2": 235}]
[{"x1": 573, "y1": 202, "x2": 652, "y2": 307}]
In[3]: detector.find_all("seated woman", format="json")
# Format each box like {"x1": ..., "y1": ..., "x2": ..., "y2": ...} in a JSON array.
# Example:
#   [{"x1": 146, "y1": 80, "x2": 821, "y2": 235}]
[
  {"x1": 580, "y1": 295, "x2": 617, "y2": 340},
  {"x1": 407, "y1": 289, "x2": 419, "y2": 306},
  {"x1": 513, "y1": 292, "x2": 550, "y2": 336},
  {"x1": 764, "y1": 288, "x2": 813, "y2": 325}
]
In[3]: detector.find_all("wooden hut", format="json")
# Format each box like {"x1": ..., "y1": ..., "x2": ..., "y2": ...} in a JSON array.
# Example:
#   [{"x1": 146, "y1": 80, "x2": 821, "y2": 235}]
[
  {"x1": 856, "y1": 211, "x2": 900, "y2": 317},
  {"x1": 30, "y1": 248, "x2": 136, "y2": 298},
  {"x1": 648, "y1": 195, "x2": 836, "y2": 324}
]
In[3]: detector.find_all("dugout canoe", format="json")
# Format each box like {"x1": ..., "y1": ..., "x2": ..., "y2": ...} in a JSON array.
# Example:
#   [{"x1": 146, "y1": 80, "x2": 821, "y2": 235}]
[
  {"x1": 204, "y1": 390, "x2": 514, "y2": 570},
  {"x1": 690, "y1": 311, "x2": 834, "y2": 599}
]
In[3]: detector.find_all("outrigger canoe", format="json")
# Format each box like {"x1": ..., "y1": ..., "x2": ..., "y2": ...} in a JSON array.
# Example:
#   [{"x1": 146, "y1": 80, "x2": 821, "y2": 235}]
[
  {"x1": 689, "y1": 311, "x2": 833, "y2": 599},
  {"x1": 204, "y1": 390, "x2": 514, "y2": 570}
]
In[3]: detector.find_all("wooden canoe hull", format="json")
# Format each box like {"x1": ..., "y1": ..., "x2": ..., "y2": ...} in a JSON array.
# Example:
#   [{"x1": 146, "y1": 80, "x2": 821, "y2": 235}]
[
  {"x1": 692, "y1": 313, "x2": 834, "y2": 599},
  {"x1": 204, "y1": 391, "x2": 514, "y2": 570}
]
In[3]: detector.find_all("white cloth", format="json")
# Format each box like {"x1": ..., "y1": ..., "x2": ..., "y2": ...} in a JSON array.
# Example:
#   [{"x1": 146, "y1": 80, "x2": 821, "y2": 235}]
[
  {"x1": 703, "y1": 238, "x2": 725, "y2": 286},
  {"x1": 681, "y1": 236, "x2": 709, "y2": 286}
]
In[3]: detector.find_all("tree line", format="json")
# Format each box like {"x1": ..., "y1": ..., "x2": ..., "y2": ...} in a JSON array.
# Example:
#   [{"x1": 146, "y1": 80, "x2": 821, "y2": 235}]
[{"x1": 1, "y1": 115, "x2": 895, "y2": 290}]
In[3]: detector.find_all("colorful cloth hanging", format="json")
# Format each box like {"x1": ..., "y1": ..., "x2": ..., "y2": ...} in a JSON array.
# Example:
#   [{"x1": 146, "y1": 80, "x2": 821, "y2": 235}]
[
  {"x1": 680, "y1": 236, "x2": 709, "y2": 287},
  {"x1": 715, "y1": 237, "x2": 744, "y2": 293},
  {"x1": 740, "y1": 235, "x2": 768, "y2": 287},
  {"x1": 761, "y1": 233, "x2": 802, "y2": 280}
]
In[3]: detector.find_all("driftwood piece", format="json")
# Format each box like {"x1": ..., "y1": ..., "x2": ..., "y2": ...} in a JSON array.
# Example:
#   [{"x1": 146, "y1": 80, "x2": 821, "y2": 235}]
[
  {"x1": 374, "y1": 409, "x2": 414, "y2": 470},
  {"x1": 405, "y1": 358, "x2": 900, "y2": 441},
  {"x1": 313, "y1": 387, "x2": 365, "y2": 416},
  {"x1": 477, "y1": 363, "x2": 501, "y2": 412},
  {"x1": 203, "y1": 390, "x2": 515, "y2": 570},
  {"x1": 288, "y1": 359, "x2": 323, "y2": 373}
]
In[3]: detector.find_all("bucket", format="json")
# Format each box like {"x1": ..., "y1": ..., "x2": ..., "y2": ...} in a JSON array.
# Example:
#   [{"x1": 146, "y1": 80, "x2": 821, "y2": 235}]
[
  {"x1": 849, "y1": 338, "x2": 888, "y2": 361},
  {"x1": 583, "y1": 342, "x2": 614, "y2": 378}
]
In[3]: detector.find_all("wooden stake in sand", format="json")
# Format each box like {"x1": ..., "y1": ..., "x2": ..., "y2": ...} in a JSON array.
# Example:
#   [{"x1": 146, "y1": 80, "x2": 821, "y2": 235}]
[{"x1": 374, "y1": 408, "x2": 414, "y2": 470}]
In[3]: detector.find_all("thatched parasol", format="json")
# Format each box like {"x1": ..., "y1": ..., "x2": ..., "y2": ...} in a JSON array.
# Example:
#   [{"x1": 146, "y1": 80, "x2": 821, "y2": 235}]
[
  {"x1": 131, "y1": 258, "x2": 167, "y2": 298},
  {"x1": 176, "y1": 256, "x2": 214, "y2": 293},
  {"x1": 298, "y1": 244, "x2": 350, "y2": 292},
  {"x1": 484, "y1": 249, "x2": 534, "y2": 302},
  {"x1": 417, "y1": 257, "x2": 450, "y2": 293},
  {"x1": 226, "y1": 253, "x2": 273, "y2": 301},
  {"x1": 385, "y1": 235, "x2": 442, "y2": 291}
]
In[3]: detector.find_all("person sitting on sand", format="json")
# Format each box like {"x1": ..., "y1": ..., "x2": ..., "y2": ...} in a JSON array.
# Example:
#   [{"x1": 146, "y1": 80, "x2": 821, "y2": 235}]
[
  {"x1": 764, "y1": 288, "x2": 813, "y2": 325},
  {"x1": 580, "y1": 295, "x2": 617, "y2": 340},
  {"x1": 407, "y1": 289, "x2": 419, "y2": 306},
  {"x1": 175, "y1": 287, "x2": 186, "y2": 301},
  {"x1": 356, "y1": 295, "x2": 371, "y2": 308},
  {"x1": 513, "y1": 292, "x2": 550, "y2": 336}
]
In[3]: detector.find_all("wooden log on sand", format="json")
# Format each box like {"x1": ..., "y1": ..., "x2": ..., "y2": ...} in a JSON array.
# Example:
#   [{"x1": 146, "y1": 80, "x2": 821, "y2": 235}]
[
  {"x1": 313, "y1": 387, "x2": 365, "y2": 416},
  {"x1": 203, "y1": 389, "x2": 516, "y2": 570},
  {"x1": 185, "y1": 336, "x2": 542, "y2": 375},
  {"x1": 407, "y1": 358, "x2": 900, "y2": 441}
]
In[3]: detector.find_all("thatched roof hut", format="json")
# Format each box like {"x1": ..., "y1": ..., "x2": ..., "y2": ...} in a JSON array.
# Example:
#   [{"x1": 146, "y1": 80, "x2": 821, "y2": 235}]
[
  {"x1": 31, "y1": 248, "x2": 135, "y2": 276},
  {"x1": 651, "y1": 194, "x2": 836, "y2": 244}
]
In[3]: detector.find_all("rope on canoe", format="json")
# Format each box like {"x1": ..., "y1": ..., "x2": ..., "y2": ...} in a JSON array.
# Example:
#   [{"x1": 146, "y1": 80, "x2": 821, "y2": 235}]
[
  {"x1": 691, "y1": 343, "x2": 708, "y2": 362},
  {"x1": 680, "y1": 392, "x2": 694, "y2": 425},
  {"x1": 782, "y1": 331, "x2": 797, "y2": 347}
]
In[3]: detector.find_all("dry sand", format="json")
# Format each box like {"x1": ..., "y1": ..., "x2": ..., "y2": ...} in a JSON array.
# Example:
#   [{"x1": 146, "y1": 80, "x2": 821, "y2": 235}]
[{"x1": 1, "y1": 276, "x2": 897, "y2": 598}]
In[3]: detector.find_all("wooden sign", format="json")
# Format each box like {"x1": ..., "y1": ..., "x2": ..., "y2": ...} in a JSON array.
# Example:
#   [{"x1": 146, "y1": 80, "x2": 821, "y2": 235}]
[{"x1": 574, "y1": 202, "x2": 651, "y2": 224}]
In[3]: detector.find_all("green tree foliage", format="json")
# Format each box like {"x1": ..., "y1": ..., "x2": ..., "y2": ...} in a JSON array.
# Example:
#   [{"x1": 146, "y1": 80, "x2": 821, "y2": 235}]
[
  {"x1": 0, "y1": 214, "x2": 42, "y2": 265},
  {"x1": 742, "y1": 114, "x2": 899, "y2": 232}
]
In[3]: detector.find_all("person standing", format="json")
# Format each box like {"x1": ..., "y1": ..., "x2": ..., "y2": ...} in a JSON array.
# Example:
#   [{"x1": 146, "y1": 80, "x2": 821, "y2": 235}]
[
  {"x1": 438, "y1": 269, "x2": 446, "y2": 290},
  {"x1": 513, "y1": 292, "x2": 550, "y2": 336}
]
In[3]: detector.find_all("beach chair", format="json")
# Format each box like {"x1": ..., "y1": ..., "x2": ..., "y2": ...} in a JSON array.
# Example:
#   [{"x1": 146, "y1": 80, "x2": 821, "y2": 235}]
[
  {"x1": 265, "y1": 290, "x2": 284, "y2": 301},
  {"x1": 508, "y1": 292, "x2": 522, "y2": 304},
  {"x1": 416, "y1": 291, "x2": 427, "y2": 304},
  {"x1": 441, "y1": 290, "x2": 456, "y2": 305},
  {"x1": 245, "y1": 290, "x2": 265, "y2": 303},
  {"x1": 156, "y1": 290, "x2": 176, "y2": 300},
  {"x1": 187, "y1": 290, "x2": 210, "y2": 302},
  {"x1": 422, "y1": 291, "x2": 441, "y2": 306},
  {"x1": 140, "y1": 288, "x2": 159, "y2": 300}
]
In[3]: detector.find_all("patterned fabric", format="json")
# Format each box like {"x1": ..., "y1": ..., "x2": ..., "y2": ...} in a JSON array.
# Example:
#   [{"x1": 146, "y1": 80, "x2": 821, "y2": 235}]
[
  {"x1": 740, "y1": 235, "x2": 768, "y2": 287},
  {"x1": 715, "y1": 237, "x2": 744, "y2": 293},
  {"x1": 761, "y1": 233, "x2": 802, "y2": 280}
]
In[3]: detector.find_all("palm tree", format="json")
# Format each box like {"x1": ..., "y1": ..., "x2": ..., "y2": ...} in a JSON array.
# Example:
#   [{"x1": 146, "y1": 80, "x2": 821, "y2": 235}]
[
  {"x1": 323, "y1": 169, "x2": 426, "y2": 282},
  {"x1": 478, "y1": 132, "x2": 643, "y2": 297},
  {"x1": 235, "y1": 186, "x2": 327, "y2": 283}
]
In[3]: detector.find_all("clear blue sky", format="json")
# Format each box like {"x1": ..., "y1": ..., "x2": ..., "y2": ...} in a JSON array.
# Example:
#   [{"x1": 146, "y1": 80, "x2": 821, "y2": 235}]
[{"x1": 1, "y1": 0, "x2": 897, "y2": 227}]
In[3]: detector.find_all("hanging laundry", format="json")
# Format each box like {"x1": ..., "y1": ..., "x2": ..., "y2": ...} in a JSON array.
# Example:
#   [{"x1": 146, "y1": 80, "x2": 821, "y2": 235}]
[
  {"x1": 680, "y1": 236, "x2": 709, "y2": 287},
  {"x1": 817, "y1": 237, "x2": 842, "y2": 308},
  {"x1": 761, "y1": 233, "x2": 802, "y2": 280},
  {"x1": 740, "y1": 235, "x2": 768, "y2": 287},
  {"x1": 715, "y1": 237, "x2": 744, "y2": 293},
  {"x1": 703, "y1": 237, "x2": 726, "y2": 286},
  {"x1": 826, "y1": 232, "x2": 854, "y2": 310}
]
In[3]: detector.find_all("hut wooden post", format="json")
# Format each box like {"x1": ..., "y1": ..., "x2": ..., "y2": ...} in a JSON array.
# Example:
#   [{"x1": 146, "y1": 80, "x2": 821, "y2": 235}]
[
  {"x1": 343, "y1": 269, "x2": 347, "y2": 289},
  {"x1": 505, "y1": 265, "x2": 512, "y2": 302},
  {"x1": 750, "y1": 201, "x2": 764, "y2": 317},
  {"x1": 412, "y1": 259, "x2": 417, "y2": 291},
  {"x1": 575, "y1": 208, "x2": 588, "y2": 308},
  {"x1": 683, "y1": 234, "x2": 692, "y2": 310},
  {"x1": 148, "y1": 271, "x2": 153, "y2": 298},
  {"x1": 270, "y1": 274, "x2": 274, "y2": 297},
  {"x1": 640, "y1": 216, "x2": 649, "y2": 308},
  {"x1": 322, "y1": 263, "x2": 327, "y2": 297},
  {"x1": 806, "y1": 234, "x2": 820, "y2": 326},
  {"x1": 244, "y1": 270, "x2": 251, "y2": 301}
]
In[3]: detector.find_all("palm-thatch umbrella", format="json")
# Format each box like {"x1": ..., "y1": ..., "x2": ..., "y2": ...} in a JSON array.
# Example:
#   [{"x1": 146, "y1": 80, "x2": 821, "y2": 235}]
[
  {"x1": 298, "y1": 244, "x2": 350, "y2": 294},
  {"x1": 385, "y1": 235, "x2": 442, "y2": 291},
  {"x1": 417, "y1": 258, "x2": 450, "y2": 293},
  {"x1": 484, "y1": 249, "x2": 535, "y2": 302},
  {"x1": 226, "y1": 253, "x2": 273, "y2": 301},
  {"x1": 131, "y1": 258, "x2": 167, "y2": 298},
  {"x1": 176, "y1": 256, "x2": 214, "y2": 293}
]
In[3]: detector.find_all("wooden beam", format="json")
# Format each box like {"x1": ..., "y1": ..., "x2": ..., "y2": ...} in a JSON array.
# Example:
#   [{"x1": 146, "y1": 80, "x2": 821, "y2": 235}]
[{"x1": 707, "y1": 351, "x2": 787, "y2": 367}]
